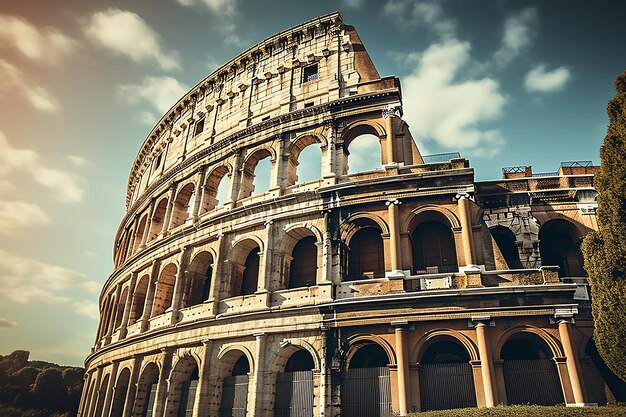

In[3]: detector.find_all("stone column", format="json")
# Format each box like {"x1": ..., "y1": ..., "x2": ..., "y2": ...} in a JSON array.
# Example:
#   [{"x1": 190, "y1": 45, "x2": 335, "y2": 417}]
[
  {"x1": 162, "y1": 184, "x2": 178, "y2": 235},
  {"x1": 170, "y1": 247, "x2": 193, "y2": 323},
  {"x1": 558, "y1": 319, "x2": 586, "y2": 405},
  {"x1": 250, "y1": 333, "x2": 267, "y2": 417},
  {"x1": 153, "y1": 348, "x2": 174, "y2": 417},
  {"x1": 140, "y1": 260, "x2": 161, "y2": 332},
  {"x1": 474, "y1": 319, "x2": 497, "y2": 407},
  {"x1": 122, "y1": 356, "x2": 142, "y2": 417},
  {"x1": 106, "y1": 284, "x2": 123, "y2": 344},
  {"x1": 382, "y1": 105, "x2": 401, "y2": 164},
  {"x1": 192, "y1": 167, "x2": 207, "y2": 220},
  {"x1": 192, "y1": 341, "x2": 213, "y2": 417},
  {"x1": 140, "y1": 199, "x2": 155, "y2": 249},
  {"x1": 119, "y1": 272, "x2": 138, "y2": 339},
  {"x1": 457, "y1": 193, "x2": 476, "y2": 266},
  {"x1": 386, "y1": 199, "x2": 402, "y2": 273},
  {"x1": 393, "y1": 321, "x2": 411, "y2": 416},
  {"x1": 102, "y1": 361, "x2": 120, "y2": 417},
  {"x1": 88, "y1": 366, "x2": 104, "y2": 417},
  {"x1": 226, "y1": 150, "x2": 244, "y2": 207}
]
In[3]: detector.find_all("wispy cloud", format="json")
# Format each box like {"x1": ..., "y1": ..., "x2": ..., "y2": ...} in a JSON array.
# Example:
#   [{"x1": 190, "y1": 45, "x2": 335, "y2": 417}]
[
  {"x1": 0, "y1": 131, "x2": 85, "y2": 203},
  {"x1": 383, "y1": 0, "x2": 455, "y2": 39},
  {"x1": 83, "y1": 8, "x2": 180, "y2": 71},
  {"x1": 342, "y1": 0, "x2": 364, "y2": 9},
  {"x1": 117, "y1": 75, "x2": 189, "y2": 114},
  {"x1": 525, "y1": 65, "x2": 571, "y2": 93},
  {"x1": 0, "y1": 15, "x2": 78, "y2": 65},
  {"x1": 176, "y1": 0, "x2": 236, "y2": 16},
  {"x1": 0, "y1": 59, "x2": 60, "y2": 112},
  {"x1": 0, "y1": 201, "x2": 50, "y2": 235},
  {"x1": 67, "y1": 155, "x2": 88, "y2": 166},
  {"x1": 0, "y1": 317, "x2": 17, "y2": 328},
  {"x1": 175, "y1": 0, "x2": 244, "y2": 46},
  {"x1": 402, "y1": 39, "x2": 507, "y2": 157},
  {"x1": 0, "y1": 249, "x2": 99, "y2": 319},
  {"x1": 493, "y1": 8, "x2": 538, "y2": 67}
]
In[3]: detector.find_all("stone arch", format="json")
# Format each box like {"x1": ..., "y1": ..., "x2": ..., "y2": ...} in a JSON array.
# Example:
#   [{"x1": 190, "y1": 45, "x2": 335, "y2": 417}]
[
  {"x1": 490, "y1": 225, "x2": 523, "y2": 269},
  {"x1": 539, "y1": 218, "x2": 586, "y2": 277},
  {"x1": 494, "y1": 326, "x2": 564, "y2": 361},
  {"x1": 341, "y1": 120, "x2": 386, "y2": 149},
  {"x1": 201, "y1": 164, "x2": 232, "y2": 213},
  {"x1": 342, "y1": 212, "x2": 390, "y2": 242},
  {"x1": 130, "y1": 274, "x2": 150, "y2": 323},
  {"x1": 133, "y1": 214, "x2": 148, "y2": 252},
  {"x1": 217, "y1": 344, "x2": 256, "y2": 376},
  {"x1": 404, "y1": 206, "x2": 461, "y2": 232},
  {"x1": 133, "y1": 362, "x2": 160, "y2": 417},
  {"x1": 149, "y1": 197, "x2": 169, "y2": 240},
  {"x1": 278, "y1": 225, "x2": 322, "y2": 289},
  {"x1": 226, "y1": 237, "x2": 264, "y2": 296},
  {"x1": 407, "y1": 208, "x2": 460, "y2": 274},
  {"x1": 345, "y1": 334, "x2": 397, "y2": 369},
  {"x1": 151, "y1": 263, "x2": 178, "y2": 317},
  {"x1": 113, "y1": 285, "x2": 130, "y2": 330},
  {"x1": 166, "y1": 354, "x2": 201, "y2": 417},
  {"x1": 184, "y1": 250, "x2": 215, "y2": 307},
  {"x1": 269, "y1": 339, "x2": 322, "y2": 373},
  {"x1": 215, "y1": 346, "x2": 253, "y2": 417},
  {"x1": 170, "y1": 182, "x2": 196, "y2": 228},
  {"x1": 239, "y1": 147, "x2": 276, "y2": 199},
  {"x1": 342, "y1": 214, "x2": 389, "y2": 280},
  {"x1": 109, "y1": 367, "x2": 131, "y2": 417},
  {"x1": 341, "y1": 121, "x2": 386, "y2": 174},
  {"x1": 411, "y1": 329, "x2": 480, "y2": 363},
  {"x1": 285, "y1": 133, "x2": 326, "y2": 186},
  {"x1": 93, "y1": 372, "x2": 110, "y2": 417}
]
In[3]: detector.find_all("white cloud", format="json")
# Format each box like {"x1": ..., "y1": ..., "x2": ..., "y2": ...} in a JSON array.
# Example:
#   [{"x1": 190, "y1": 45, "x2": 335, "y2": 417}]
[
  {"x1": 0, "y1": 59, "x2": 60, "y2": 112},
  {"x1": 0, "y1": 201, "x2": 50, "y2": 234},
  {"x1": 117, "y1": 76, "x2": 189, "y2": 114},
  {"x1": 525, "y1": 65, "x2": 571, "y2": 93},
  {"x1": 0, "y1": 317, "x2": 17, "y2": 328},
  {"x1": 0, "y1": 15, "x2": 78, "y2": 65},
  {"x1": 383, "y1": 0, "x2": 455, "y2": 38},
  {"x1": 67, "y1": 155, "x2": 88, "y2": 166},
  {"x1": 72, "y1": 300, "x2": 99, "y2": 320},
  {"x1": 176, "y1": 0, "x2": 236, "y2": 16},
  {"x1": 0, "y1": 250, "x2": 99, "y2": 319},
  {"x1": 83, "y1": 8, "x2": 180, "y2": 71},
  {"x1": 342, "y1": 0, "x2": 364, "y2": 9},
  {"x1": 402, "y1": 39, "x2": 507, "y2": 157},
  {"x1": 139, "y1": 111, "x2": 157, "y2": 125},
  {"x1": 493, "y1": 8, "x2": 538, "y2": 67},
  {"x1": 0, "y1": 131, "x2": 85, "y2": 203}
]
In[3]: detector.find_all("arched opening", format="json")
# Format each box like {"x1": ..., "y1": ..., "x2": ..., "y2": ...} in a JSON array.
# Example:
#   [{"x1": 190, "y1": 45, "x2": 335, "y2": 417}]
[
  {"x1": 219, "y1": 354, "x2": 250, "y2": 417},
  {"x1": 539, "y1": 219, "x2": 585, "y2": 277},
  {"x1": 419, "y1": 338, "x2": 476, "y2": 411},
  {"x1": 343, "y1": 343, "x2": 392, "y2": 417},
  {"x1": 185, "y1": 251, "x2": 214, "y2": 307},
  {"x1": 93, "y1": 373, "x2": 110, "y2": 417},
  {"x1": 230, "y1": 241, "x2": 261, "y2": 297},
  {"x1": 411, "y1": 213, "x2": 458, "y2": 274},
  {"x1": 171, "y1": 183, "x2": 196, "y2": 228},
  {"x1": 347, "y1": 134, "x2": 382, "y2": 174},
  {"x1": 287, "y1": 136, "x2": 323, "y2": 186},
  {"x1": 134, "y1": 363, "x2": 159, "y2": 417},
  {"x1": 501, "y1": 333, "x2": 564, "y2": 405},
  {"x1": 274, "y1": 349, "x2": 315, "y2": 417},
  {"x1": 584, "y1": 338, "x2": 626, "y2": 404},
  {"x1": 288, "y1": 236, "x2": 317, "y2": 288},
  {"x1": 151, "y1": 264, "x2": 177, "y2": 317},
  {"x1": 114, "y1": 287, "x2": 129, "y2": 330},
  {"x1": 201, "y1": 166, "x2": 230, "y2": 213},
  {"x1": 171, "y1": 360, "x2": 200, "y2": 417},
  {"x1": 133, "y1": 215, "x2": 148, "y2": 252},
  {"x1": 491, "y1": 226, "x2": 523, "y2": 269},
  {"x1": 102, "y1": 294, "x2": 116, "y2": 339},
  {"x1": 149, "y1": 198, "x2": 169, "y2": 240},
  {"x1": 240, "y1": 149, "x2": 272, "y2": 199},
  {"x1": 347, "y1": 227, "x2": 385, "y2": 280},
  {"x1": 109, "y1": 367, "x2": 131, "y2": 417},
  {"x1": 130, "y1": 275, "x2": 149, "y2": 324}
]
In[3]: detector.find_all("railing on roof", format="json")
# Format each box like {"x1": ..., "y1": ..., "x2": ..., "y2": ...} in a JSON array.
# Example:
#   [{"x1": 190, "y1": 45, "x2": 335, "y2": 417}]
[
  {"x1": 502, "y1": 166, "x2": 528, "y2": 174},
  {"x1": 532, "y1": 172, "x2": 558, "y2": 177},
  {"x1": 561, "y1": 161, "x2": 592, "y2": 168},
  {"x1": 422, "y1": 152, "x2": 461, "y2": 163}
]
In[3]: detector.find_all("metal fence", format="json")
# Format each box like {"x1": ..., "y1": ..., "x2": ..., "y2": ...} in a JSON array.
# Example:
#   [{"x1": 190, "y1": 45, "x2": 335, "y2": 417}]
[
  {"x1": 503, "y1": 359, "x2": 564, "y2": 405},
  {"x1": 178, "y1": 380, "x2": 198, "y2": 417},
  {"x1": 274, "y1": 370, "x2": 314, "y2": 417},
  {"x1": 419, "y1": 363, "x2": 477, "y2": 411},
  {"x1": 219, "y1": 375, "x2": 249, "y2": 417},
  {"x1": 342, "y1": 367, "x2": 392, "y2": 417}
]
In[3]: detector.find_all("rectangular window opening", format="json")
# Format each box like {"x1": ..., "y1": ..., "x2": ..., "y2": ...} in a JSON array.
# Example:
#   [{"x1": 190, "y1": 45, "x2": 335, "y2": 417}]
[
  {"x1": 194, "y1": 117, "x2": 205, "y2": 136},
  {"x1": 302, "y1": 64, "x2": 319, "y2": 83}
]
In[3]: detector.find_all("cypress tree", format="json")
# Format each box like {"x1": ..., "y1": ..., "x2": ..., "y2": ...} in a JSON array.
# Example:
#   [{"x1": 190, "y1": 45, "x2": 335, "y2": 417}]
[{"x1": 582, "y1": 70, "x2": 626, "y2": 382}]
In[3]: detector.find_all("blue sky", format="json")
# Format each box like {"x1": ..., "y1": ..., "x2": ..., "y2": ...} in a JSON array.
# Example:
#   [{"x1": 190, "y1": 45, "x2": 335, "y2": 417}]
[{"x1": 0, "y1": 0, "x2": 623, "y2": 366}]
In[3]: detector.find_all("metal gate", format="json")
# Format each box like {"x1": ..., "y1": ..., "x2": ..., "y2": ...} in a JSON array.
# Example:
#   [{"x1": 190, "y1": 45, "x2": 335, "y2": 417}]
[
  {"x1": 274, "y1": 370, "x2": 314, "y2": 417},
  {"x1": 503, "y1": 359, "x2": 564, "y2": 405},
  {"x1": 219, "y1": 375, "x2": 249, "y2": 417},
  {"x1": 419, "y1": 363, "x2": 477, "y2": 411},
  {"x1": 342, "y1": 367, "x2": 392, "y2": 417},
  {"x1": 178, "y1": 380, "x2": 198, "y2": 417},
  {"x1": 144, "y1": 384, "x2": 157, "y2": 417}
]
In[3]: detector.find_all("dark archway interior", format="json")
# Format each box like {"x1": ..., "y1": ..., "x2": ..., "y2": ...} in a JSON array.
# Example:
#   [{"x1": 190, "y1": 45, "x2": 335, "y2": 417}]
[
  {"x1": 284, "y1": 349, "x2": 315, "y2": 372},
  {"x1": 412, "y1": 221, "x2": 458, "y2": 274},
  {"x1": 347, "y1": 227, "x2": 385, "y2": 280},
  {"x1": 539, "y1": 220, "x2": 585, "y2": 277},
  {"x1": 232, "y1": 355, "x2": 250, "y2": 376},
  {"x1": 349, "y1": 343, "x2": 389, "y2": 368},
  {"x1": 491, "y1": 226, "x2": 523, "y2": 269},
  {"x1": 421, "y1": 340, "x2": 470, "y2": 364},
  {"x1": 241, "y1": 248, "x2": 260, "y2": 296},
  {"x1": 289, "y1": 236, "x2": 317, "y2": 288},
  {"x1": 501, "y1": 334, "x2": 552, "y2": 360}
]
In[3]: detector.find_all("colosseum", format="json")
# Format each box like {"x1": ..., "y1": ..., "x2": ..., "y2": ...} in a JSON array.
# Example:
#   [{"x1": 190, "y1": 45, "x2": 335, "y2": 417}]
[{"x1": 79, "y1": 11, "x2": 619, "y2": 417}]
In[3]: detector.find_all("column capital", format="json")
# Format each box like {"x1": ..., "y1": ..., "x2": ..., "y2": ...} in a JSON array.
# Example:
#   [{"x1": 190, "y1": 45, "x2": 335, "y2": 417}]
[
  {"x1": 391, "y1": 320, "x2": 409, "y2": 328},
  {"x1": 470, "y1": 315, "x2": 494, "y2": 327},
  {"x1": 455, "y1": 192, "x2": 474, "y2": 201},
  {"x1": 382, "y1": 104, "x2": 403, "y2": 119},
  {"x1": 385, "y1": 199, "x2": 401, "y2": 206}
]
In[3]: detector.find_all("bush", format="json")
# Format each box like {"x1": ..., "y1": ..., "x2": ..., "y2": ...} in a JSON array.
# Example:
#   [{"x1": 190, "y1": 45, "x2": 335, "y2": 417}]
[{"x1": 10, "y1": 368, "x2": 40, "y2": 389}]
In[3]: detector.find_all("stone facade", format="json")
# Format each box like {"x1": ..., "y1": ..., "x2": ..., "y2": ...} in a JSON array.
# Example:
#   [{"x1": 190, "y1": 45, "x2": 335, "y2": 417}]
[{"x1": 80, "y1": 12, "x2": 616, "y2": 417}]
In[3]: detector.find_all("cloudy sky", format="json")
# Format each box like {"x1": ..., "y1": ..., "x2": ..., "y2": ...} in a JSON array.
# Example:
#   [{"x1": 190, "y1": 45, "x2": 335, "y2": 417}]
[{"x1": 0, "y1": 0, "x2": 623, "y2": 366}]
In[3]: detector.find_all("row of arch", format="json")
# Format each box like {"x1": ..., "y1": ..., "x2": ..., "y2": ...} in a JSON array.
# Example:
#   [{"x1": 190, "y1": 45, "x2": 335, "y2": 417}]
[
  {"x1": 117, "y1": 122, "x2": 394, "y2": 269},
  {"x1": 82, "y1": 326, "x2": 595, "y2": 417}
]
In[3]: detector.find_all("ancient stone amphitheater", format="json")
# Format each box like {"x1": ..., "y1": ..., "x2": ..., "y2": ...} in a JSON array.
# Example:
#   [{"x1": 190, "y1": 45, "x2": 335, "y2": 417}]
[{"x1": 80, "y1": 12, "x2": 619, "y2": 417}]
